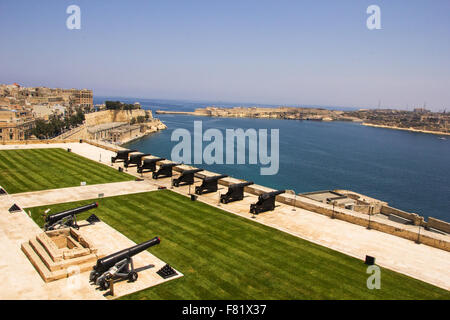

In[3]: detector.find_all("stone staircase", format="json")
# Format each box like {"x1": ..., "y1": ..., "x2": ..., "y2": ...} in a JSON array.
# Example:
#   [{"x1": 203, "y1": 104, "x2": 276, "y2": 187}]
[{"x1": 21, "y1": 228, "x2": 102, "y2": 282}]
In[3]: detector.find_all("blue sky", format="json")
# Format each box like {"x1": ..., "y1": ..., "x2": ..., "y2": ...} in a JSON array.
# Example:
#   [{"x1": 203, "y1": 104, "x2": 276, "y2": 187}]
[{"x1": 1, "y1": 0, "x2": 449, "y2": 110}]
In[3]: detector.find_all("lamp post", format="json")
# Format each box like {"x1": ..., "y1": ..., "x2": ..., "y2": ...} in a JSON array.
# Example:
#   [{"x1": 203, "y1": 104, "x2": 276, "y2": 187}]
[
  {"x1": 367, "y1": 206, "x2": 373, "y2": 230},
  {"x1": 416, "y1": 224, "x2": 422, "y2": 244},
  {"x1": 292, "y1": 192, "x2": 297, "y2": 211},
  {"x1": 331, "y1": 201, "x2": 336, "y2": 219}
]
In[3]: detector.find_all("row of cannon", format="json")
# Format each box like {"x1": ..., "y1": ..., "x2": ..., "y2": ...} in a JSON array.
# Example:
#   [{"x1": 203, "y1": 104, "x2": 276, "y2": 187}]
[
  {"x1": 40, "y1": 147, "x2": 286, "y2": 291},
  {"x1": 112, "y1": 149, "x2": 285, "y2": 215}
]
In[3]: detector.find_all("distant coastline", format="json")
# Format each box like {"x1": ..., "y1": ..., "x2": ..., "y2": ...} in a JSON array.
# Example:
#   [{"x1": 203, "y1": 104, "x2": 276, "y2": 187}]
[
  {"x1": 362, "y1": 123, "x2": 450, "y2": 136},
  {"x1": 156, "y1": 106, "x2": 450, "y2": 136}
]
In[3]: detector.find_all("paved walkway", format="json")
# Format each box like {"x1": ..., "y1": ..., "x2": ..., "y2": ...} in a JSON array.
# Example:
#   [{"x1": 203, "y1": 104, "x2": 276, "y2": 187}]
[{"x1": 11, "y1": 180, "x2": 157, "y2": 208}]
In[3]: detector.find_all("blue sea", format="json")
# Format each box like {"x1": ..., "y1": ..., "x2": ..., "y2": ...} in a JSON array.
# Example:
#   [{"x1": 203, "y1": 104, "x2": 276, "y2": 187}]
[{"x1": 95, "y1": 97, "x2": 450, "y2": 222}]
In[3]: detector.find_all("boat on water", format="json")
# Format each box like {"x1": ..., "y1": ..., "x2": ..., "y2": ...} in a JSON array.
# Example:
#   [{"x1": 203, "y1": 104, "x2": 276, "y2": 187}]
[{"x1": 438, "y1": 137, "x2": 447, "y2": 140}]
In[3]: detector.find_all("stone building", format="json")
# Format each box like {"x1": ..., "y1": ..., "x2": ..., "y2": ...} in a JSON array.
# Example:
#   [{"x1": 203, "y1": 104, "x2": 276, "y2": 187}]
[{"x1": 0, "y1": 107, "x2": 34, "y2": 142}]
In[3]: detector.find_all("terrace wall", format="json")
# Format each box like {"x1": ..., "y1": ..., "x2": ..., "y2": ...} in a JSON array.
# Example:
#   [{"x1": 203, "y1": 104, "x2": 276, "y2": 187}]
[
  {"x1": 427, "y1": 217, "x2": 450, "y2": 234},
  {"x1": 381, "y1": 205, "x2": 424, "y2": 226}
]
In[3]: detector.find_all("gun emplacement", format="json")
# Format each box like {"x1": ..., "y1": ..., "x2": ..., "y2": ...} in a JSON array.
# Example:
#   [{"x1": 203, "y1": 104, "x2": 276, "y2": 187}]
[
  {"x1": 250, "y1": 190, "x2": 286, "y2": 214},
  {"x1": 44, "y1": 202, "x2": 99, "y2": 231},
  {"x1": 220, "y1": 181, "x2": 254, "y2": 204},
  {"x1": 124, "y1": 152, "x2": 151, "y2": 168},
  {"x1": 195, "y1": 174, "x2": 228, "y2": 195},
  {"x1": 111, "y1": 149, "x2": 138, "y2": 164},
  {"x1": 172, "y1": 169, "x2": 204, "y2": 187},
  {"x1": 137, "y1": 157, "x2": 165, "y2": 174},
  {"x1": 90, "y1": 236, "x2": 161, "y2": 290},
  {"x1": 152, "y1": 163, "x2": 180, "y2": 179}
]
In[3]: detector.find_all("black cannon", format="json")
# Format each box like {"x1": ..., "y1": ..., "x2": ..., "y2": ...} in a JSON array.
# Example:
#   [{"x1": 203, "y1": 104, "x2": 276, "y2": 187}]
[
  {"x1": 220, "y1": 181, "x2": 254, "y2": 204},
  {"x1": 152, "y1": 163, "x2": 179, "y2": 179},
  {"x1": 124, "y1": 152, "x2": 151, "y2": 168},
  {"x1": 172, "y1": 169, "x2": 204, "y2": 187},
  {"x1": 250, "y1": 190, "x2": 286, "y2": 214},
  {"x1": 111, "y1": 149, "x2": 137, "y2": 164},
  {"x1": 44, "y1": 202, "x2": 99, "y2": 231},
  {"x1": 90, "y1": 237, "x2": 161, "y2": 290},
  {"x1": 195, "y1": 174, "x2": 228, "y2": 195},
  {"x1": 137, "y1": 157, "x2": 165, "y2": 174}
]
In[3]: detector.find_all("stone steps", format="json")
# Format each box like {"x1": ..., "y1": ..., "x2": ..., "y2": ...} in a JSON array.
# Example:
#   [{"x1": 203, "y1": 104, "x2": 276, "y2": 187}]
[
  {"x1": 22, "y1": 237, "x2": 98, "y2": 282},
  {"x1": 29, "y1": 238, "x2": 60, "y2": 272},
  {"x1": 21, "y1": 242, "x2": 66, "y2": 282}
]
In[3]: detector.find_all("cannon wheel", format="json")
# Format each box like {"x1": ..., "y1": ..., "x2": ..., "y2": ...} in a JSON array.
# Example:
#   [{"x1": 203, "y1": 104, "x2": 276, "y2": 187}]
[
  {"x1": 89, "y1": 271, "x2": 97, "y2": 282},
  {"x1": 128, "y1": 271, "x2": 138, "y2": 282},
  {"x1": 100, "y1": 278, "x2": 110, "y2": 290}
]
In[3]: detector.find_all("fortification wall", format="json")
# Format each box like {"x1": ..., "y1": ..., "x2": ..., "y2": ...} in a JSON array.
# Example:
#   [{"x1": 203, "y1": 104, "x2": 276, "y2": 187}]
[
  {"x1": 85, "y1": 110, "x2": 151, "y2": 127},
  {"x1": 381, "y1": 205, "x2": 424, "y2": 226},
  {"x1": 427, "y1": 217, "x2": 450, "y2": 234}
]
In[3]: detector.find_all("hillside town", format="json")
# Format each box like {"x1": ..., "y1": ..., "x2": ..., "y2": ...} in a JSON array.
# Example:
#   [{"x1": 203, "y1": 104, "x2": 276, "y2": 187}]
[
  {"x1": 0, "y1": 83, "x2": 166, "y2": 144},
  {"x1": 0, "y1": 83, "x2": 93, "y2": 141},
  {"x1": 346, "y1": 108, "x2": 450, "y2": 134}
]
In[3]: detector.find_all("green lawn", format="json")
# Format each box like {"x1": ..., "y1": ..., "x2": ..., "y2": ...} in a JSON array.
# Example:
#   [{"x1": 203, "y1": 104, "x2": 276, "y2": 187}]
[
  {"x1": 0, "y1": 148, "x2": 134, "y2": 193},
  {"x1": 27, "y1": 190, "x2": 450, "y2": 300}
]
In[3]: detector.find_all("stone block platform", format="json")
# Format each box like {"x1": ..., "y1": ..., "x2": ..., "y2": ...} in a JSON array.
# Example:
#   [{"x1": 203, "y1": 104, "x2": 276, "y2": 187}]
[{"x1": 21, "y1": 228, "x2": 102, "y2": 282}]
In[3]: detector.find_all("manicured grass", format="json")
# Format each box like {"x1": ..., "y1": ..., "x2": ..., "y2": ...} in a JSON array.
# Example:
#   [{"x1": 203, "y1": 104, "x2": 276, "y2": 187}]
[
  {"x1": 27, "y1": 190, "x2": 450, "y2": 300},
  {"x1": 0, "y1": 148, "x2": 134, "y2": 193}
]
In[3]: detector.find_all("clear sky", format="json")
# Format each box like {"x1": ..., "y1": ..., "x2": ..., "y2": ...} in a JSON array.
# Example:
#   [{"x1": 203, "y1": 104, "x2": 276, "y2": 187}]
[{"x1": 1, "y1": 0, "x2": 449, "y2": 110}]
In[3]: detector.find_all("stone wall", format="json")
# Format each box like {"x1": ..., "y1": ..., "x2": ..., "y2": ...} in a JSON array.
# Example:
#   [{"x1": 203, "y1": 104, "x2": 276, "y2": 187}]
[
  {"x1": 427, "y1": 217, "x2": 450, "y2": 234},
  {"x1": 85, "y1": 109, "x2": 151, "y2": 127},
  {"x1": 381, "y1": 205, "x2": 424, "y2": 226}
]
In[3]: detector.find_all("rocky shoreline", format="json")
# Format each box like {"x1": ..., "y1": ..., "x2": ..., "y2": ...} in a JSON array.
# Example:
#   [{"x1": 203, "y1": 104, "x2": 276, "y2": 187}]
[{"x1": 362, "y1": 123, "x2": 450, "y2": 136}]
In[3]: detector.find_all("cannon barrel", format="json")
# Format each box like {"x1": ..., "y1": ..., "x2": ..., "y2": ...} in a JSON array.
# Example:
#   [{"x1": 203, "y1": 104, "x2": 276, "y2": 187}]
[
  {"x1": 126, "y1": 153, "x2": 152, "y2": 167},
  {"x1": 203, "y1": 174, "x2": 228, "y2": 182},
  {"x1": 138, "y1": 157, "x2": 166, "y2": 173},
  {"x1": 45, "y1": 202, "x2": 98, "y2": 224},
  {"x1": 93, "y1": 237, "x2": 160, "y2": 273},
  {"x1": 143, "y1": 157, "x2": 165, "y2": 164},
  {"x1": 181, "y1": 168, "x2": 204, "y2": 175},
  {"x1": 118, "y1": 149, "x2": 137, "y2": 156},
  {"x1": 131, "y1": 153, "x2": 151, "y2": 159},
  {"x1": 259, "y1": 190, "x2": 286, "y2": 200},
  {"x1": 161, "y1": 163, "x2": 180, "y2": 168},
  {"x1": 229, "y1": 181, "x2": 254, "y2": 190}
]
